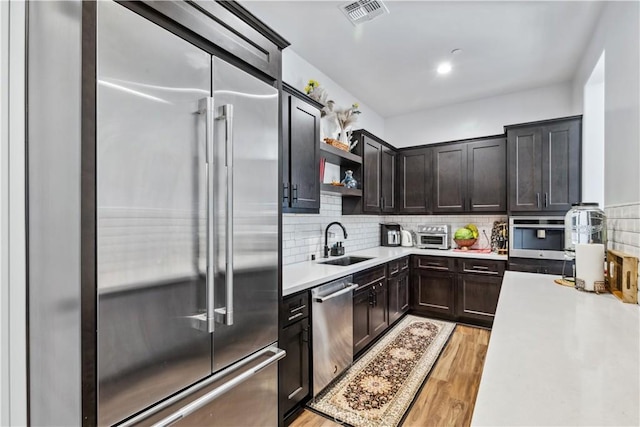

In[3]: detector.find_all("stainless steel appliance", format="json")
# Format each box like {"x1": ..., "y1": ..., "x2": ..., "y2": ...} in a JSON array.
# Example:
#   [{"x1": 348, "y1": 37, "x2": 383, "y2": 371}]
[
  {"x1": 509, "y1": 216, "x2": 566, "y2": 260},
  {"x1": 311, "y1": 276, "x2": 358, "y2": 396},
  {"x1": 380, "y1": 223, "x2": 401, "y2": 247},
  {"x1": 96, "y1": 2, "x2": 282, "y2": 425},
  {"x1": 415, "y1": 224, "x2": 450, "y2": 250}
]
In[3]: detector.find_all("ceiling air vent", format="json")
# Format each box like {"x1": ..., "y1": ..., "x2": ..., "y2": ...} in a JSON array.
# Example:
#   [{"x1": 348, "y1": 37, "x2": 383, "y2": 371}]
[{"x1": 340, "y1": 0, "x2": 389, "y2": 26}]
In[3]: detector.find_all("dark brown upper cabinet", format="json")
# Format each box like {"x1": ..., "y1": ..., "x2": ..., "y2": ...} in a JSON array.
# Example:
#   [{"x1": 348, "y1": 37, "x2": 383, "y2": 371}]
[
  {"x1": 432, "y1": 143, "x2": 467, "y2": 213},
  {"x1": 282, "y1": 84, "x2": 322, "y2": 213},
  {"x1": 397, "y1": 147, "x2": 432, "y2": 214},
  {"x1": 343, "y1": 130, "x2": 396, "y2": 214},
  {"x1": 380, "y1": 146, "x2": 396, "y2": 213},
  {"x1": 363, "y1": 136, "x2": 382, "y2": 212},
  {"x1": 432, "y1": 137, "x2": 506, "y2": 214},
  {"x1": 467, "y1": 138, "x2": 507, "y2": 212},
  {"x1": 507, "y1": 116, "x2": 581, "y2": 213}
]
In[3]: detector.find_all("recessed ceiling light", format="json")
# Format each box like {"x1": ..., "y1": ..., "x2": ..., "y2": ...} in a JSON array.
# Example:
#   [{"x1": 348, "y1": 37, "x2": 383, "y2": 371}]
[{"x1": 437, "y1": 62, "x2": 452, "y2": 75}]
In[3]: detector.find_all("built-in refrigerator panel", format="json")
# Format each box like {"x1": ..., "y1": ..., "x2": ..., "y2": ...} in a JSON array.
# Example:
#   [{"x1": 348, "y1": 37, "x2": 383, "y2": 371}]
[
  {"x1": 96, "y1": 2, "x2": 212, "y2": 425},
  {"x1": 210, "y1": 57, "x2": 279, "y2": 372}
]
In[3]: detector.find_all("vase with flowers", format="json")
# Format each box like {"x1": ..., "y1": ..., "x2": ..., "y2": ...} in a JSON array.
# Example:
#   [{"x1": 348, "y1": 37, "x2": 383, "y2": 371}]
[{"x1": 304, "y1": 79, "x2": 362, "y2": 151}]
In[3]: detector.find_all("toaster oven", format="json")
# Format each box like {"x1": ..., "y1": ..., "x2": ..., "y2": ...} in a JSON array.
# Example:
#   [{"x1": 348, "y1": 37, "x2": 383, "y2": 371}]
[{"x1": 415, "y1": 225, "x2": 450, "y2": 250}]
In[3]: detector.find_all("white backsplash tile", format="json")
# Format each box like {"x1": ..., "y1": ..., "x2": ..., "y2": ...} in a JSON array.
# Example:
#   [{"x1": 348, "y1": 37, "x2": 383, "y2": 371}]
[
  {"x1": 605, "y1": 202, "x2": 640, "y2": 305},
  {"x1": 282, "y1": 193, "x2": 506, "y2": 265}
]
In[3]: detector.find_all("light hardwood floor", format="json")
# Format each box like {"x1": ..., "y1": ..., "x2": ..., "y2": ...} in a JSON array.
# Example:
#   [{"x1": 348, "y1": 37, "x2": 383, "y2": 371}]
[{"x1": 290, "y1": 325, "x2": 491, "y2": 427}]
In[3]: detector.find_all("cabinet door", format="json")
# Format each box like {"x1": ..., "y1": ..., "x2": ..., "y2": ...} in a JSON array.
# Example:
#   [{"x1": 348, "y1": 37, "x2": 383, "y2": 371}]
[
  {"x1": 468, "y1": 138, "x2": 506, "y2": 212},
  {"x1": 389, "y1": 272, "x2": 409, "y2": 325},
  {"x1": 279, "y1": 318, "x2": 309, "y2": 416},
  {"x1": 380, "y1": 147, "x2": 396, "y2": 213},
  {"x1": 353, "y1": 286, "x2": 373, "y2": 355},
  {"x1": 541, "y1": 119, "x2": 581, "y2": 212},
  {"x1": 362, "y1": 136, "x2": 382, "y2": 213},
  {"x1": 410, "y1": 270, "x2": 455, "y2": 317},
  {"x1": 432, "y1": 143, "x2": 467, "y2": 213},
  {"x1": 456, "y1": 275, "x2": 502, "y2": 326},
  {"x1": 286, "y1": 95, "x2": 320, "y2": 212},
  {"x1": 370, "y1": 281, "x2": 388, "y2": 339},
  {"x1": 397, "y1": 148, "x2": 431, "y2": 214},
  {"x1": 508, "y1": 127, "x2": 543, "y2": 212}
]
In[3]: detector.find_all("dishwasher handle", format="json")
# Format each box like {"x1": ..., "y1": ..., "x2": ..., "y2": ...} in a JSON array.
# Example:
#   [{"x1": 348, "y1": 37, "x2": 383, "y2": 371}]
[{"x1": 313, "y1": 283, "x2": 358, "y2": 303}]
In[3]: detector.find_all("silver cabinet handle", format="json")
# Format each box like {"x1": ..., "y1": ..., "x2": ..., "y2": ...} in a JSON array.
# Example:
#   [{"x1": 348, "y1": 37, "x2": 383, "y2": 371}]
[
  {"x1": 544, "y1": 192, "x2": 548, "y2": 207},
  {"x1": 146, "y1": 346, "x2": 286, "y2": 427},
  {"x1": 290, "y1": 304, "x2": 306, "y2": 313},
  {"x1": 197, "y1": 97, "x2": 216, "y2": 333},
  {"x1": 313, "y1": 283, "x2": 358, "y2": 303},
  {"x1": 215, "y1": 104, "x2": 234, "y2": 326},
  {"x1": 536, "y1": 192, "x2": 540, "y2": 208},
  {"x1": 287, "y1": 312, "x2": 304, "y2": 321}
]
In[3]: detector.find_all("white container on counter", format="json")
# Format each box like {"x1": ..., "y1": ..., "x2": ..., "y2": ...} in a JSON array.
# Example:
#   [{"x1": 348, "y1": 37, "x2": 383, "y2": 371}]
[{"x1": 575, "y1": 243, "x2": 605, "y2": 292}]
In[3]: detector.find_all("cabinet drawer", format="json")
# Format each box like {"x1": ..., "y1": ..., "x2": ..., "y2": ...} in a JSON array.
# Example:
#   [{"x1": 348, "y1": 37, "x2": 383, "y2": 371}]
[
  {"x1": 354, "y1": 265, "x2": 386, "y2": 290},
  {"x1": 458, "y1": 259, "x2": 506, "y2": 276},
  {"x1": 413, "y1": 256, "x2": 455, "y2": 272},
  {"x1": 387, "y1": 256, "x2": 409, "y2": 277},
  {"x1": 281, "y1": 292, "x2": 309, "y2": 327}
]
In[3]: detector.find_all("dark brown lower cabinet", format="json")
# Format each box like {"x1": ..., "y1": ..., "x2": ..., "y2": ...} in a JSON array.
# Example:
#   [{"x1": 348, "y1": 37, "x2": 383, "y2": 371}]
[
  {"x1": 388, "y1": 272, "x2": 409, "y2": 324},
  {"x1": 370, "y1": 281, "x2": 389, "y2": 337},
  {"x1": 409, "y1": 256, "x2": 506, "y2": 327},
  {"x1": 279, "y1": 292, "x2": 310, "y2": 423},
  {"x1": 410, "y1": 270, "x2": 456, "y2": 318},
  {"x1": 353, "y1": 266, "x2": 388, "y2": 356},
  {"x1": 279, "y1": 317, "x2": 310, "y2": 418},
  {"x1": 456, "y1": 274, "x2": 502, "y2": 327},
  {"x1": 353, "y1": 285, "x2": 373, "y2": 355},
  {"x1": 508, "y1": 257, "x2": 573, "y2": 276}
]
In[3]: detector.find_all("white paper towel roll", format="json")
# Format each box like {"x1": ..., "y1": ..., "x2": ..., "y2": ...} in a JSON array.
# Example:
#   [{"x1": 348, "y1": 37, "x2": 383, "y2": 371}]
[{"x1": 575, "y1": 243, "x2": 605, "y2": 292}]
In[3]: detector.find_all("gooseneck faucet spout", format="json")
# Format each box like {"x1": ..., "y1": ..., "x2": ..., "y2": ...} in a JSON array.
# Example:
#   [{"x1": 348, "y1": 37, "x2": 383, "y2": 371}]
[{"x1": 324, "y1": 222, "x2": 348, "y2": 258}]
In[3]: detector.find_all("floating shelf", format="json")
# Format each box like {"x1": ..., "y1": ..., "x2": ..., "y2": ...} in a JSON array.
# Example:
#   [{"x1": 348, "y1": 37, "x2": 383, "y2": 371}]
[
  {"x1": 321, "y1": 184, "x2": 362, "y2": 197},
  {"x1": 320, "y1": 143, "x2": 362, "y2": 166}
]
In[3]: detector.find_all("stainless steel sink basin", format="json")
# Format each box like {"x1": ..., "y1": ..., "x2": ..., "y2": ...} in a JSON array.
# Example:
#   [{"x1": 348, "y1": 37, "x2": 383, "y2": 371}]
[{"x1": 319, "y1": 256, "x2": 373, "y2": 266}]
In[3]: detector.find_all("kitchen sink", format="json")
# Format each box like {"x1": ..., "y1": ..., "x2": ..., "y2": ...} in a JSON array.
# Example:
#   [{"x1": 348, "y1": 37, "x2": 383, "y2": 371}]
[{"x1": 319, "y1": 256, "x2": 373, "y2": 266}]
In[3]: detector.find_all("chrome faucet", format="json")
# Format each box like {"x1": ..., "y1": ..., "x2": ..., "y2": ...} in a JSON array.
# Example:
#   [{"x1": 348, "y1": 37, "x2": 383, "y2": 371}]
[{"x1": 324, "y1": 222, "x2": 348, "y2": 258}]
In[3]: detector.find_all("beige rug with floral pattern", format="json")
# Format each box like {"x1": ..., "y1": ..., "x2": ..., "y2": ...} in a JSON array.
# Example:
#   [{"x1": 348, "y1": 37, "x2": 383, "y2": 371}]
[{"x1": 308, "y1": 315, "x2": 455, "y2": 427}]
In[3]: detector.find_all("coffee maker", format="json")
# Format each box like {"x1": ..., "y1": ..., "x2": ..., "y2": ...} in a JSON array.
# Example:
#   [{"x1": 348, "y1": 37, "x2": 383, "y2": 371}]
[{"x1": 380, "y1": 223, "x2": 402, "y2": 247}]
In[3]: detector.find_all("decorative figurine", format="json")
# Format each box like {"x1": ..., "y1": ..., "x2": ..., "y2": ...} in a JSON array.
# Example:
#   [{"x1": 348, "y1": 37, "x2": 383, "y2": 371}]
[{"x1": 341, "y1": 170, "x2": 357, "y2": 189}]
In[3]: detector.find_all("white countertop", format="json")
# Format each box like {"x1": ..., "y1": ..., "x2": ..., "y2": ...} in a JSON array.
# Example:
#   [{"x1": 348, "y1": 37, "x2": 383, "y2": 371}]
[
  {"x1": 472, "y1": 271, "x2": 640, "y2": 426},
  {"x1": 282, "y1": 246, "x2": 507, "y2": 296}
]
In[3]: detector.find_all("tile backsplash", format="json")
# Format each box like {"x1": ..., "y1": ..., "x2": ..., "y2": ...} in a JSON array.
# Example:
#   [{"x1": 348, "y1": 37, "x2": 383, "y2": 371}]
[
  {"x1": 605, "y1": 202, "x2": 640, "y2": 305},
  {"x1": 282, "y1": 193, "x2": 506, "y2": 265},
  {"x1": 605, "y1": 202, "x2": 640, "y2": 257}
]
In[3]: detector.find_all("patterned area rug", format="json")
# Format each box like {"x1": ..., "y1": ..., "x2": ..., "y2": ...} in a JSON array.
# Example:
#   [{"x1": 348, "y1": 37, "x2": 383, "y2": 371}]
[{"x1": 308, "y1": 315, "x2": 455, "y2": 427}]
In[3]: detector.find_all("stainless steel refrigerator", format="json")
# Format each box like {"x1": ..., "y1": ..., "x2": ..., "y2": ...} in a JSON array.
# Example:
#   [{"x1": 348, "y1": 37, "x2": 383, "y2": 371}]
[{"x1": 95, "y1": 2, "x2": 281, "y2": 425}]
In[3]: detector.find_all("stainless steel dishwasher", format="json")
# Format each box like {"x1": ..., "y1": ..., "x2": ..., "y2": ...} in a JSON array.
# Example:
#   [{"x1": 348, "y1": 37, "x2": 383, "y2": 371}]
[{"x1": 311, "y1": 275, "x2": 358, "y2": 396}]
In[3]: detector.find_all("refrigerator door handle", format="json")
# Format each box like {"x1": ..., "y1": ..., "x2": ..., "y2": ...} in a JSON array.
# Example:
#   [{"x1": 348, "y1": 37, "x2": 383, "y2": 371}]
[
  {"x1": 214, "y1": 104, "x2": 234, "y2": 326},
  {"x1": 148, "y1": 346, "x2": 285, "y2": 427},
  {"x1": 197, "y1": 97, "x2": 216, "y2": 334}
]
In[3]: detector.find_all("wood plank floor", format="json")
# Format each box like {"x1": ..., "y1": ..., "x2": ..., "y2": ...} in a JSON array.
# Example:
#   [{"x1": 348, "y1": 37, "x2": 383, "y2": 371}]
[{"x1": 290, "y1": 325, "x2": 491, "y2": 427}]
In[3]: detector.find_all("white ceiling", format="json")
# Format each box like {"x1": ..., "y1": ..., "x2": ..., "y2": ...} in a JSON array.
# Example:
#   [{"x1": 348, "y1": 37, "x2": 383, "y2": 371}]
[{"x1": 242, "y1": 1, "x2": 604, "y2": 118}]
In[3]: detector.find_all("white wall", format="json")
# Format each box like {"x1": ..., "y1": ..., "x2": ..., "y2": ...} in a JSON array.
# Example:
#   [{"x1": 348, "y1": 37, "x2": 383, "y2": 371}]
[
  {"x1": 572, "y1": 1, "x2": 640, "y2": 207},
  {"x1": 282, "y1": 49, "x2": 385, "y2": 137},
  {"x1": 581, "y1": 51, "x2": 605, "y2": 207},
  {"x1": 385, "y1": 82, "x2": 576, "y2": 147}
]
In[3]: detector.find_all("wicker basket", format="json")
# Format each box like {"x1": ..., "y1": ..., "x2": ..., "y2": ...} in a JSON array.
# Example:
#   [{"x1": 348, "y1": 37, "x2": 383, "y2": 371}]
[
  {"x1": 324, "y1": 138, "x2": 350, "y2": 152},
  {"x1": 454, "y1": 238, "x2": 477, "y2": 249}
]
